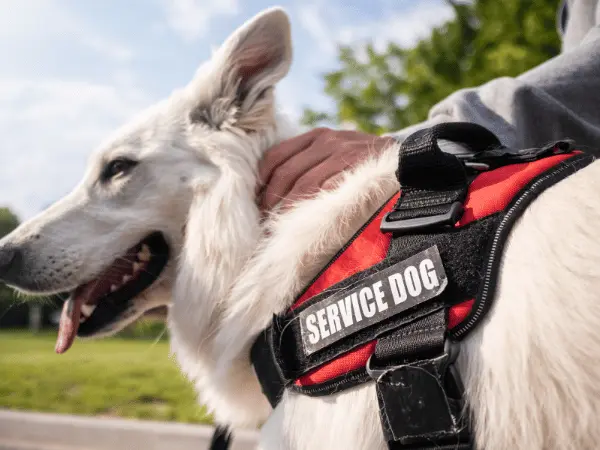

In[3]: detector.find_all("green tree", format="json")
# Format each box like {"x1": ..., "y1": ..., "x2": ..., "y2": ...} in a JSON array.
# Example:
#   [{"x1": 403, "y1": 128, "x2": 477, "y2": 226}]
[
  {"x1": 0, "y1": 207, "x2": 19, "y2": 239},
  {"x1": 303, "y1": 0, "x2": 561, "y2": 134},
  {"x1": 0, "y1": 207, "x2": 21, "y2": 326}
]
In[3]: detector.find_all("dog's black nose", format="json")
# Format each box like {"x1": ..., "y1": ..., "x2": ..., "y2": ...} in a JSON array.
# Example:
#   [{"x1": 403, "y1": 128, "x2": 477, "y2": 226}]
[{"x1": 0, "y1": 245, "x2": 20, "y2": 279}]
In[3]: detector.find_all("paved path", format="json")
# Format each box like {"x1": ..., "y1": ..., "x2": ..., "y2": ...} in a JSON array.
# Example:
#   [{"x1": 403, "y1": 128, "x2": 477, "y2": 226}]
[{"x1": 0, "y1": 410, "x2": 259, "y2": 450}]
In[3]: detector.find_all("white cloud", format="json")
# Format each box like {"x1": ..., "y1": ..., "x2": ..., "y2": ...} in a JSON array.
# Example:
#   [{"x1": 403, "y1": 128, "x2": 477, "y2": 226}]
[
  {"x1": 0, "y1": 0, "x2": 133, "y2": 64},
  {"x1": 287, "y1": 0, "x2": 455, "y2": 120},
  {"x1": 80, "y1": 36, "x2": 134, "y2": 64},
  {"x1": 0, "y1": 78, "x2": 153, "y2": 220},
  {"x1": 296, "y1": 2, "x2": 337, "y2": 56},
  {"x1": 297, "y1": 0, "x2": 454, "y2": 58},
  {"x1": 161, "y1": 0, "x2": 241, "y2": 42},
  {"x1": 0, "y1": 0, "x2": 147, "y2": 219},
  {"x1": 0, "y1": 0, "x2": 72, "y2": 39},
  {"x1": 337, "y1": 2, "x2": 455, "y2": 53}
]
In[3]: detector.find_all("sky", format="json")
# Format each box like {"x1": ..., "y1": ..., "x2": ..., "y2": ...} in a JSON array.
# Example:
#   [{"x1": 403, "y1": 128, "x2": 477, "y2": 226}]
[{"x1": 0, "y1": 0, "x2": 454, "y2": 220}]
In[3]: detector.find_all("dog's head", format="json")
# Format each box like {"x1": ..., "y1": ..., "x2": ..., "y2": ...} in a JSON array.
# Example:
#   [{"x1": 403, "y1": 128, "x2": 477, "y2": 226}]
[{"x1": 0, "y1": 8, "x2": 293, "y2": 352}]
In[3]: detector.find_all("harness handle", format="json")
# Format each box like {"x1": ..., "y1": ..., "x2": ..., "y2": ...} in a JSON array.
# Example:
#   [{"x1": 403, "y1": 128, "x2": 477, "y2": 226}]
[
  {"x1": 395, "y1": 122, "x2": 502, "y2": 190},
  {"x1": 405, "y1": 121, "x2": 502, "y2": 155},
  {"x1": 383, "y1": 122, "x2": 502, "y2": 235},
  {"x1": 424, "y1": 121, "x2": 502, "y2": 153}
]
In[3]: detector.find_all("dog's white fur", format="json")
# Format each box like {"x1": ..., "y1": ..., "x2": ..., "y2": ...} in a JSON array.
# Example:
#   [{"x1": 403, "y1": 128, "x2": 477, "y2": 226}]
[{"x1": 4, "y1": 7, "x2": 600, "y2": 450}]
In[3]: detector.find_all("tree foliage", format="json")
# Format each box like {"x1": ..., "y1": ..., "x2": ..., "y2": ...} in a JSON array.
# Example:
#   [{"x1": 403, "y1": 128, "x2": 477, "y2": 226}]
[
  {"x1": 0, "y1": 207, "x2": 21, "y2": 326},
  {"x1": 0, "y1": 207, "x2": 19, "y2": 239},
  {"x1": 303, "y1": 0, "x2": 562, "y2": 134}
]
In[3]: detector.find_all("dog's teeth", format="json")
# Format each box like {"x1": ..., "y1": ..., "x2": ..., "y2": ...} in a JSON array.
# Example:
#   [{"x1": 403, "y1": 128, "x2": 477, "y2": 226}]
[
  {"x1": 122, "y1": 275, "x2": 132, "y2": 284},
  {"x1": 81, "y1": 304, "x2": 96, "y2": 317},
  {"x1": 110, "y1": 284, "x2": 118, "y2": 292},
  {"x1": 138, "y1": 245, "x2": 151, "y2": 262},
  {"x1": 132, "y1": 262, "x2": 142, "y2": 273}
]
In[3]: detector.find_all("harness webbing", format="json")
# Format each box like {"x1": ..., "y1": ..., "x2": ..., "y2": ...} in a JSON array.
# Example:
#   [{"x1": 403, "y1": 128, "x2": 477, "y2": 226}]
[{"x1": 220, "y1": 122, "x2": 596, "y2": 450}]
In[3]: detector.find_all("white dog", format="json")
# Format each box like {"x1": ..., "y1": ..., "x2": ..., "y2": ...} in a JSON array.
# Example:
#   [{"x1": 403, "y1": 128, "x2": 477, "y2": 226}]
[{"x1": 2, "y1": 7, "x2": 600, "y2": 450}]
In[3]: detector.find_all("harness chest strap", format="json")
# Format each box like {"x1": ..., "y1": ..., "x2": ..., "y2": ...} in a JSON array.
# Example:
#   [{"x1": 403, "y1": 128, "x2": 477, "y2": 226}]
[{"x1": 250, "y1": 122, "x2": 596, "y2": 450}]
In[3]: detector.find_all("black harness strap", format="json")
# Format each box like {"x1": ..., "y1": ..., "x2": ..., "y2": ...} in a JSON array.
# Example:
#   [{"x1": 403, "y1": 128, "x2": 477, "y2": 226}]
[
  {"x1": 227, "y1": 122, "x2": 596, "y2": 450},
  {"x1": 369, "y1": 123, "x2": 492, "y2": 450},
  {"x1": 368, "y1": 300, "x2": 471, "y2": 450},
  {"x1": 369, "y1": 311, "x2": 472, "y2": 450}
]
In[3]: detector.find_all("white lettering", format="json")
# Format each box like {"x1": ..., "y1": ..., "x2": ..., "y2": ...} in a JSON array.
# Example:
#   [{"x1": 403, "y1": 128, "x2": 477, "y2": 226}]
[
  {"x1": 326, "y1": 304, "x2": 342, "y2": 334},
  {"x1": 350, "y1": 293, "x2": 363, "y2": 322},
  {"x1": 306, "y1": 314, "x2": 320, "y2": 344},
  {"x1": 388, "y1": 273, "x2": 407, "y2": 304},
  {"x1": 359, "y1": 287, "x2": 376, "y2": 318},
  {"x1": 317, "y1": 309, "x2": 330, "y2": 339},
  {"x1": 419, "y1": 259, "x2": 439, "y2": 290},
  {"x1": 338, "y1": 297, "x2": 354, "y2": 327},
  {"x1": 301, "y1": 249, "x2": 447, "y2": 353},
  {"x1": 404, "y1": 266, "x2": 422, "y2": 296},
  {"x1": 372, "y1": 281, "x2": 388, "y2": 312}
]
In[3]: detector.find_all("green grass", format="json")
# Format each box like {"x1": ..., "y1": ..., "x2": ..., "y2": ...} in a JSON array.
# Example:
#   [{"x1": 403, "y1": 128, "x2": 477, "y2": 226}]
[{"x1": 0, "y1": 330, "x2": 212, "y2": 424}]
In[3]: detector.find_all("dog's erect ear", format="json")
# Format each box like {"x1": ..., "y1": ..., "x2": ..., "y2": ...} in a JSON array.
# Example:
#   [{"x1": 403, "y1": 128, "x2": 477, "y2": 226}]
[{"x1": 189, "y1": 7, "x2": 292, "y2": 132}]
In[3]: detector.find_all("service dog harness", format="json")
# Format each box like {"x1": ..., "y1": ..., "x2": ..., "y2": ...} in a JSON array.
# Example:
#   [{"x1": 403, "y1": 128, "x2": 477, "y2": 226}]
[{"x1": 244, "y1": 122, "x2": 596, "y2": 450}]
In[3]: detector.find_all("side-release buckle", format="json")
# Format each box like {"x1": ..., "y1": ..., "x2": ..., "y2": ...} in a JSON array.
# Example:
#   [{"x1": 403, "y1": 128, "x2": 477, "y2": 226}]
[
  {"x1": 366, "y1": 340, "x2": 472, "y2": 449},
  {"x1": 380, "y1": 201, "x2": 464, "y2": 234}
]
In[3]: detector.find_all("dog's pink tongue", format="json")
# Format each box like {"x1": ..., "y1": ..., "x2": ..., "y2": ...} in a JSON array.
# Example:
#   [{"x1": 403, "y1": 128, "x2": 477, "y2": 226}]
[
  {"x1": 55, "y1": 284, "x2": 93, "y2": 354},
  {"x1": 55, "y1": 297, "x2": 81, "y2": 354}
]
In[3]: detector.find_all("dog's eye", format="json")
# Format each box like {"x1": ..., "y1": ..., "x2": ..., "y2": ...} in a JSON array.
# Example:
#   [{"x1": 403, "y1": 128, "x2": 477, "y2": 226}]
[{"x1": 101, "y1": 158, "x2": 138, "y2": 182}]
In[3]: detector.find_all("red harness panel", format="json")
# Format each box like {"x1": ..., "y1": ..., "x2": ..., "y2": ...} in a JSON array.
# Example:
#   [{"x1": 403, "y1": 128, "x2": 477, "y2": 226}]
[{"x1": 291, "y1": 153, "x2": 574, "y2": 387}]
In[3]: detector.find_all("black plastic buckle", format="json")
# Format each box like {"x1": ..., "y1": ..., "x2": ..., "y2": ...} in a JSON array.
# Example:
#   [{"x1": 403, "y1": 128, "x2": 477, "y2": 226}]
[
  {"x1": 380, "y1": 201, "x2": 464, "y2": 234},
  {"x1": 463, "y1": 161, "x2": 490, "y2": 171},
  {"x1": 366, "y1": 340, "x2": 471, "y2": 449},
  {"x1": 456, "y1": 152, "x2": 491, "y2": 174}
]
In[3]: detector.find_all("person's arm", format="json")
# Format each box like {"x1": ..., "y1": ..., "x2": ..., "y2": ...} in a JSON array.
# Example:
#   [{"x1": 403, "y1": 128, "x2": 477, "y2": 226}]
[
  {"x1": 391, "y1": 0, "x2": 600, "y2": 149},
  {"x1": 404, "y1": 26, "x2": 600, "y2": 151},
  {"x1": 258, "y1": 3, "x2": 600, "y2": 212}
]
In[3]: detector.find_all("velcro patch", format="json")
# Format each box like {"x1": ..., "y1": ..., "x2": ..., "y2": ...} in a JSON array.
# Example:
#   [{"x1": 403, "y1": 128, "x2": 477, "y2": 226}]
[{"x1": 298, "y1": 246, "x2": 448, "y2": 356}]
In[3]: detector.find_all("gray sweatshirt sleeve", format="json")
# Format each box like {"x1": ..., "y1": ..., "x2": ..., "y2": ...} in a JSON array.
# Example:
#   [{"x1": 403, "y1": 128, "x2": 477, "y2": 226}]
[{"x1": 389, "y1": 0, "x2": 600, "y2": 151}]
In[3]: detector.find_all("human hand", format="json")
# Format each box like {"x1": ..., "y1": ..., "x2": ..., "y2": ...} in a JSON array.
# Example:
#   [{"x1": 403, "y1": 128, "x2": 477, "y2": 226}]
[{"x1": 256, "y1": 128, "x2": 395, "y2": 212}]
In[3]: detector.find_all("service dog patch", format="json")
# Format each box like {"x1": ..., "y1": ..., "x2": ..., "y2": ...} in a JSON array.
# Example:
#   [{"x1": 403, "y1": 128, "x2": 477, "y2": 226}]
[{"x1": 298, "y1": 245, "x2": 448, "y2": 355}]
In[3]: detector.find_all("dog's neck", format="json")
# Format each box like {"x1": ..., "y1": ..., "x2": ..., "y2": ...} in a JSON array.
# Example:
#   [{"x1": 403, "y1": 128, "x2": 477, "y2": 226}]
[
  {"x1": 169, "y1": 109, "x2": 301, "y2": 426},
  {"x1": 167, "y1": 108, "x2": 404, "y2": 430},
  {"x1": 167, "y1": 115, "x2": 402, "y2": 430}
]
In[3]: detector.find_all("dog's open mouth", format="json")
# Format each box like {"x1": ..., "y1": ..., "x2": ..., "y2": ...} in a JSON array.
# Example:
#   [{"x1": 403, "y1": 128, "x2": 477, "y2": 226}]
[{"x1": 55, "y1": 231, "x2": 169, "y2": 354}]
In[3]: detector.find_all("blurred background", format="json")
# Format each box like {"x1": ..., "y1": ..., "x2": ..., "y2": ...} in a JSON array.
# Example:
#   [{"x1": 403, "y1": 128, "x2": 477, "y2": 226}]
[{"x1": 0, "y1": 0, "x2": 560, "y2": 429}]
